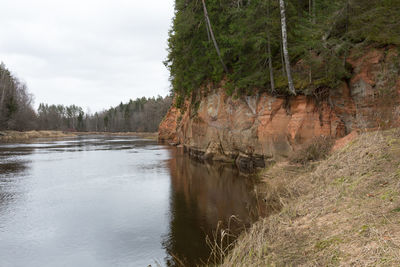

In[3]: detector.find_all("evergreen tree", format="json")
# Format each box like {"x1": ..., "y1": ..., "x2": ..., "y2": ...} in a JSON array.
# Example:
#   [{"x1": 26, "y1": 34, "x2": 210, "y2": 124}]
[{"x1": 165, "y1": 0, "x2": 400, "y2": 99}]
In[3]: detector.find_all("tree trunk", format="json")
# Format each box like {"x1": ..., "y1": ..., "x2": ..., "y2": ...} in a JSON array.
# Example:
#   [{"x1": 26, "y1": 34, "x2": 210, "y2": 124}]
[
  {"x1": 267, "y1": 35, "x2": 275, "y2": 92},
  {"x1": 201, "y1": 0, "x2": 229, "y2": 73},
  {"x1": 280, "y1": 38, "x2": 286, "y2": 75},
  {"x1": 267, "y1": 0, "x2": 275, "y2": 92},
  {"x1": 279, "y1": 0, "x2": 296, "y2": 95},
  {"x1": 204, "y1": 15, "x2": 211, "y2": 42}
]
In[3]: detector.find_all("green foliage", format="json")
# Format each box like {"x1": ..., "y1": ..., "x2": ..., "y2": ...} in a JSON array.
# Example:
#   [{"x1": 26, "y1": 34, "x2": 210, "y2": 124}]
[
  {"x1": 392, "y1": 207, "x2": 400, "y2": 213},
  {"x1": 166, "y1": 0, "x2": 400, "y2": 100},
  {"x1": 347, "y1": 0, "x2": 400, "y2": 45},
  {"x1": 175, "y1": 95, "x2": 184, "y2": 108},
  {"x1": 6, "y1": 96, "x2": 18, "y2": 116}
]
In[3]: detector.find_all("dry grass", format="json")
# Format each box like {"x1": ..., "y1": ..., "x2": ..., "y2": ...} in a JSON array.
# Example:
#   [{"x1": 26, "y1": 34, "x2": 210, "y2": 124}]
[
  {"x1": 206, "y1": 216, "x2": 242, "y2": 266},
  {"x1": 221, "y1": 129, "x2": 400, "y2": 266},
  {"x1": 77, "y1": 131, "x2": 158, "y2": 139},
  {"x1": 0, "y1": 131, "x2": 158, "y2": 142},
  {"x1": 0, "y1": 130, "x2": 75, "y2": 142},
  {"x1": 290, "y1": 136, "x2": 335, "y2": 165}
]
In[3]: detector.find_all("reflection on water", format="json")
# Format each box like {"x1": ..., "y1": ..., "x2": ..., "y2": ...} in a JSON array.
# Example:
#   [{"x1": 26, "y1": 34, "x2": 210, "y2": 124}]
[
  {"x1": 0, "y1": 136, "x2": 259, "y2": 266},
  {"x1": 0, "y1": 162, "x2": 28, "y2": 174},
  {"x1": 164, "y1": 148, "x2": 259, "y2": 266}
]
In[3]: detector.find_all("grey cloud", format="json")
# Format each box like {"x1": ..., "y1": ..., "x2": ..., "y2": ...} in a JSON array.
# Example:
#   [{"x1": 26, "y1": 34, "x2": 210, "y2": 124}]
[{"x1": 0, "y1": 0, "x2": 175, "y2": 111}]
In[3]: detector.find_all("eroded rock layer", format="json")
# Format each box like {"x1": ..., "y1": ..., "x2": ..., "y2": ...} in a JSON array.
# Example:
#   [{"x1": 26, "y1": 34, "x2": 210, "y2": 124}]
[{"x1": 159, "y1": 47, "x2": 400, "y2": 170}]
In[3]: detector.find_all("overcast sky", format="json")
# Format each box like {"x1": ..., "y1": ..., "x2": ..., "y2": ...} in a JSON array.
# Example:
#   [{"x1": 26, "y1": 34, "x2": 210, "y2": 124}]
[{"x1": 0, "y1": 0, "x2": 175, "y2": 112}]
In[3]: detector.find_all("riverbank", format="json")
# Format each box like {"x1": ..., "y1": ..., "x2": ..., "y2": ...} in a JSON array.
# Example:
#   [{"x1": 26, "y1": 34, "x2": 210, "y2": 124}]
[
  {"x1": 0, "y1": 131, "x2": 75, "y2": 142},
  {"x1": 0, "y1": 131, "x2": 158, "y2": 142},
  {"x1": 221, "y1": 129, "x2": 400, "y2": 266},
  {"x1": 76, "y1": 132, "x2": 158, "y2": 140}
]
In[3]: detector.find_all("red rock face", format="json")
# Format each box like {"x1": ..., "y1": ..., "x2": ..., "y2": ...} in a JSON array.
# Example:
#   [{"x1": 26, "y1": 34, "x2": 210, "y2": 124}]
[
  {"x1": 158, "y1": 47, "x2": 400, "y2": 163},
  {"x1": 344, "y1": 47, "x2": 400, "y2": 129},
  {"x1": 159, "y1": 91, "x2": 346, "y2": 162},
  {"x1": 158, "y1": 105, "x2": 179, "y2": 144}
]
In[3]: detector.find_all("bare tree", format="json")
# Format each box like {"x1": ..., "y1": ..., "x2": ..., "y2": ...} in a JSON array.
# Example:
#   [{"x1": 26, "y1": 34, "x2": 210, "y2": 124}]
[
  {"x1": 201, "y1": 0, "x2": 229, "y2": 73},
  {"x1": 279, "y1": 0, "x2": 296, "y2": 95}
]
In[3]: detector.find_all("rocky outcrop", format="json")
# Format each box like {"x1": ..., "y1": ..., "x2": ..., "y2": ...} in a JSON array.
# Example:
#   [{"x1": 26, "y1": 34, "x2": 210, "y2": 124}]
[
  {"x1": 159, "y1": 47, "x2": 400, "y2": 170},
  {"x1": 158, "y1": 105, "x2": 180, "y2": 144}
]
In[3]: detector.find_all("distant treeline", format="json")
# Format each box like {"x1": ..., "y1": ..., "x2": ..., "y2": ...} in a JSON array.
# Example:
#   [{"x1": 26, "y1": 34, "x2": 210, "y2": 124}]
[
  {"x1": 37, "y1": 96, "x2": 172, "y2": 132},
  {"x1": 0, "y1": 62, "x2": 172, "y2": 132}
]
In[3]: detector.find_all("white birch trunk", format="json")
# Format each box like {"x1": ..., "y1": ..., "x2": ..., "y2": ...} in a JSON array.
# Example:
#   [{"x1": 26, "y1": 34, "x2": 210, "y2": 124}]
[
  {"x1": 267, "y1": 0, "x2": 275, "y2": 92},
  {"x1": 280, "y1": 38, "x2": 285, "y2": 75},
  {"x1": 279, "y1": 0, "x2": 296, "y2": 95},
  {"x1": 204, "y1": 15, "x2": 211, "y2": 42}
]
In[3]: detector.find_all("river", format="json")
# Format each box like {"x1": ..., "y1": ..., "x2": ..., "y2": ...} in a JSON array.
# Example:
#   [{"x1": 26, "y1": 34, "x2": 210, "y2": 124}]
[{"x1": 0, "y1": 136, "x2": 259, "y2": 266}]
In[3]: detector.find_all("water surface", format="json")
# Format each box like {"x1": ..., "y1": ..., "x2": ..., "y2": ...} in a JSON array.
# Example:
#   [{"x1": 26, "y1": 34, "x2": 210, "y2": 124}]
[{"x1": 0, "y1": 136, "x2": 258, "y2": 266}]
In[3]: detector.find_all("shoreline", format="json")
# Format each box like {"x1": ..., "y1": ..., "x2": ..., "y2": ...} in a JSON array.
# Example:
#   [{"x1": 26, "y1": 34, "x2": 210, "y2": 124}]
[
  {"x1": 0, "y1": 130, "x2": 158, "y2": 142},
  {"x1": 75, "y1": 131, "x2": 158, "y2": 139},
  {"x1": 0, "y1": 131, "x2": 75, "y2": 142}
]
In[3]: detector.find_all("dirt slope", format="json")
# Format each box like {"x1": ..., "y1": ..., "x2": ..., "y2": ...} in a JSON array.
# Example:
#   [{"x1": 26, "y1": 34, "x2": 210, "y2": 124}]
[{"x1": 222, "y1": 129, "x2": 400, "y2": 266}]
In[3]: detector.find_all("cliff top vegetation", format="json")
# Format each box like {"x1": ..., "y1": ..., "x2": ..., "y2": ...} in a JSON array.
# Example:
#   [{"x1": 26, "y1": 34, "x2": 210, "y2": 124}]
[{"x1": 166, "y1": 0, "x2": 400, "y2": 106}]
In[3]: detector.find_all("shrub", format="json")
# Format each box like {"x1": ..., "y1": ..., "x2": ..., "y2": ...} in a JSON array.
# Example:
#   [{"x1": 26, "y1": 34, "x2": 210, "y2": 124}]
[{"x1": 290, "y1": 136, "x2": 335, "y2": 165}]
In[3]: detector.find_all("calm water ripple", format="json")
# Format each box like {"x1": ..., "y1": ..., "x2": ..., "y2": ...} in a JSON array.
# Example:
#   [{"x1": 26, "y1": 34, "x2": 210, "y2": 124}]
[{"x1": 0, "y1": 136, "x2": 258, "y2": 266}]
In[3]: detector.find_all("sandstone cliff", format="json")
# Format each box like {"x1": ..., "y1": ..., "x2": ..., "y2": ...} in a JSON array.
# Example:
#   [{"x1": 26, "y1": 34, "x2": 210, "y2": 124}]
[{"x1": 159, "y1": 47, "x2": 400, "y2": 170}]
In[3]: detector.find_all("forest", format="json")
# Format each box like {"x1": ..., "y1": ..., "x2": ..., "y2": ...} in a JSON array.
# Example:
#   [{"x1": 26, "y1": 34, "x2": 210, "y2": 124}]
[
  {"x1": 166, "y1": 0, "x2": 400, "y2": 105},
  {"x1": 0, "y1": 63, "x2": 172, "y2": 132}
]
